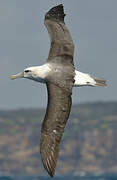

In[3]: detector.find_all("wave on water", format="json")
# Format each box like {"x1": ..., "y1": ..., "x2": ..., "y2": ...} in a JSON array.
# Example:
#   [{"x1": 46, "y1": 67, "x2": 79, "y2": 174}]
[{"x1": 0, "y1": 174, "x2": 117, "y2": 180}]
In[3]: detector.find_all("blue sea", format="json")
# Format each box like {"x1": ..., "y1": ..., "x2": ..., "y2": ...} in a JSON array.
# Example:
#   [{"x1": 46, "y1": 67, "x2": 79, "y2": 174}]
[{"x1": 0, "y1": 174, "x2": 117, "y2": 180}]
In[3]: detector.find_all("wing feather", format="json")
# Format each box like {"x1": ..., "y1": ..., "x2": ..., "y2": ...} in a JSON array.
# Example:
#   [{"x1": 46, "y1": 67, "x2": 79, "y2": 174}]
[
  {"x1": 44, "y1": 4, "x2": 74, "y2": 62},
  {"x1": 40, "y1": 83, "x2": 72, "y2": 177},
  {"x1": 40, "y1": 4, "x2": 75, "y2": 177}
]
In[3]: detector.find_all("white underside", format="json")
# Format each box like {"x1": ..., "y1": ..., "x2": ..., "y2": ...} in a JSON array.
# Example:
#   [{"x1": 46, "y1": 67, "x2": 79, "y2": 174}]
[
  {"x1": 24, "y1": 64, "x2": 105, "y2": 87},
  {"x1": 74, "y1": 70, "x2": 97, "y2": 87}
]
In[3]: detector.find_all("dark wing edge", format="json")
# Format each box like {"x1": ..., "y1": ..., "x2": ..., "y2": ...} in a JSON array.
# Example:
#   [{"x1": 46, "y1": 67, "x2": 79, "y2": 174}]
[
  {"x1": 40, "y1": 83, "x2": 72, "y2": 177},
  {"x1": 44, "y1": 4, "x2": 74, "y2": 62},
  {"x1": 45, "y1": 4, "x2": 65, "y2": 23}
]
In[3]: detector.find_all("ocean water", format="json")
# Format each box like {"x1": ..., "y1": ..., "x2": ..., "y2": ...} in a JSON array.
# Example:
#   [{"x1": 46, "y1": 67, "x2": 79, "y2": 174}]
[{"x1": 0, "y1": 174, "x2": 117, "y2": 180}]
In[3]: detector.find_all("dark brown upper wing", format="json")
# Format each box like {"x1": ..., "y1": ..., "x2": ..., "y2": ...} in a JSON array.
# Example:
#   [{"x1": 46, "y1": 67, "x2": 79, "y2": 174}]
[
  {"x1": 40, "y1": 4, "x2": 75, "y2": 177},
  {"x1": 40, "y1": 83, "x2": 72, "y2": 177},
  {"x1": 44, "y1": 4, "x2": 74, "y2": 63}
]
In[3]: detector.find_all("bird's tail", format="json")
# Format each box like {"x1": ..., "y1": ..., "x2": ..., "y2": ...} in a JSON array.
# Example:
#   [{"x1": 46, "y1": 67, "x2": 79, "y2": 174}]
[
  {"x1": 93, "y1": 77, "x2": 107, "y2": 87},
  {"x1": 74, "y1": 70, "x2": 107, "y2": 87}
]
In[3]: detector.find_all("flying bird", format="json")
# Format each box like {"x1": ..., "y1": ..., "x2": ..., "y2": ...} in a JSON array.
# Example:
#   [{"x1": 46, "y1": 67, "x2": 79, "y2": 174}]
[{"x1": 10, "y1": 4, "x2": 106, "y2": 177}]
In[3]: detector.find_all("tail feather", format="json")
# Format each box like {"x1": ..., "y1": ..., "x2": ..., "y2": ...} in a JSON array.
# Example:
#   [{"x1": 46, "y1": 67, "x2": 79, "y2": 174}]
[
  {"x1": 74, "y1": 70, "x2": 107, "y2": 87},
  {"x1": 93, "y1": 77, "x2": 107, "y2": 87}
]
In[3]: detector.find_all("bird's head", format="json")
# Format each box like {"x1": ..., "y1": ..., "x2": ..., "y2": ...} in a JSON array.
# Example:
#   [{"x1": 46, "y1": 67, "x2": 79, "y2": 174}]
[{"x1": 10, "y1": 67, "x2": 38, "y2": 80}]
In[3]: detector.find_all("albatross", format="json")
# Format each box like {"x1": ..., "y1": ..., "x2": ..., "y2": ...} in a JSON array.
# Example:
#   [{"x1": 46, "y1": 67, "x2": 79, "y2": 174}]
[{"x1": 10, "y1": 4, "x2": 106, "y2": 177}]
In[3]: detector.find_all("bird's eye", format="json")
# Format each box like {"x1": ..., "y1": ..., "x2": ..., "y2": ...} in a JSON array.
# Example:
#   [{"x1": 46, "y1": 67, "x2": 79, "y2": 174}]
[{"x1": 24, "y1": 70, "x2": 31, "y2": 73}]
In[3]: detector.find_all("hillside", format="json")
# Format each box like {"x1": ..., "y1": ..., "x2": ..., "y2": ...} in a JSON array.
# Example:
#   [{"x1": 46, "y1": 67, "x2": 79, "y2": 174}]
[{"x1": 0, "y1": 102, "x2": 117, "y2": 176}]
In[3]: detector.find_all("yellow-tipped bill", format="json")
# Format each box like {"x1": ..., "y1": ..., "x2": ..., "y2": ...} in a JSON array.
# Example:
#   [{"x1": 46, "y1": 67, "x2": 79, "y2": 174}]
[
  {"x1": 10, "y1": 72, "x2": 24, "y2": 80},
  {"x1": 10, "y1": 75, "x2": 15, "y2": 80}
]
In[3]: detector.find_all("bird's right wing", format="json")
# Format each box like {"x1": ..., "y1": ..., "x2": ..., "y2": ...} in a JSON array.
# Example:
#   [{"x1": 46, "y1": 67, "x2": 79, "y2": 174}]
[{"x1": 44, "y1": 4, "x2": 74, "y2": 64}]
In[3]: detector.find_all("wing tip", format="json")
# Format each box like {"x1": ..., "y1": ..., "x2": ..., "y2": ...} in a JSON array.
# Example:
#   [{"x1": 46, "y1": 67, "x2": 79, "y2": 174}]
[
  {"x1": 48, "y1": 170, "x2": 55, "y2": 178},
  {"x1": 45, "y1": 4, "x2": 66, "y2": 23},
  {"x1": 41, "y1": 156, "x2": 56, "y2": 178}
]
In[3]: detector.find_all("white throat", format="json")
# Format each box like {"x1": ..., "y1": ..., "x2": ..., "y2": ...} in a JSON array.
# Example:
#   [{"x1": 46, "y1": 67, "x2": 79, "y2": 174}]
[{"x1": 28, "y1": 64, "x2": 51, "y2": 83}]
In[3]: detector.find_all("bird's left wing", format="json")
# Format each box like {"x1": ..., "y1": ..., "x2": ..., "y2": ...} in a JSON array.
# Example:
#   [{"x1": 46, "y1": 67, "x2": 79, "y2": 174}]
[{"x1": 40, "y1": 83, "x2": 72, "y2": 177}]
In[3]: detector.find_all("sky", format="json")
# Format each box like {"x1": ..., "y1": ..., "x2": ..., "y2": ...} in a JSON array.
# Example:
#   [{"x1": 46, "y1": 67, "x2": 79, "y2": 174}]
[{"x1": 0, "y1": 0, "x2": 116, "y2": 109}]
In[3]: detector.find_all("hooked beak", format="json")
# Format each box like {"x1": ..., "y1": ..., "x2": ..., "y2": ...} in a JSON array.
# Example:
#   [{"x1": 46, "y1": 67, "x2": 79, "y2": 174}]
[{"x1": 10, "y1": 72, "x2": 24, "y2": 80}]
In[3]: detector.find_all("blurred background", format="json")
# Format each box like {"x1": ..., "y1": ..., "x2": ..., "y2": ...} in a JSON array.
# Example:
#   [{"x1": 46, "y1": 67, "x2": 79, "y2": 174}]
[
  {"x1": 0, "y1": 0, "x2": 116, "y2": 109},
  {"x1": 0, "y1": 0, "x2": 117, "y2": 178}
]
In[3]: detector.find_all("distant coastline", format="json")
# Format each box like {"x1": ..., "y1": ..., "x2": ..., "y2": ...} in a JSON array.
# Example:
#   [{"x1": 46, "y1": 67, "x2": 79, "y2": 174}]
[{"x1": 0, "y1": 101, "x2": 117, "y2": 176}]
